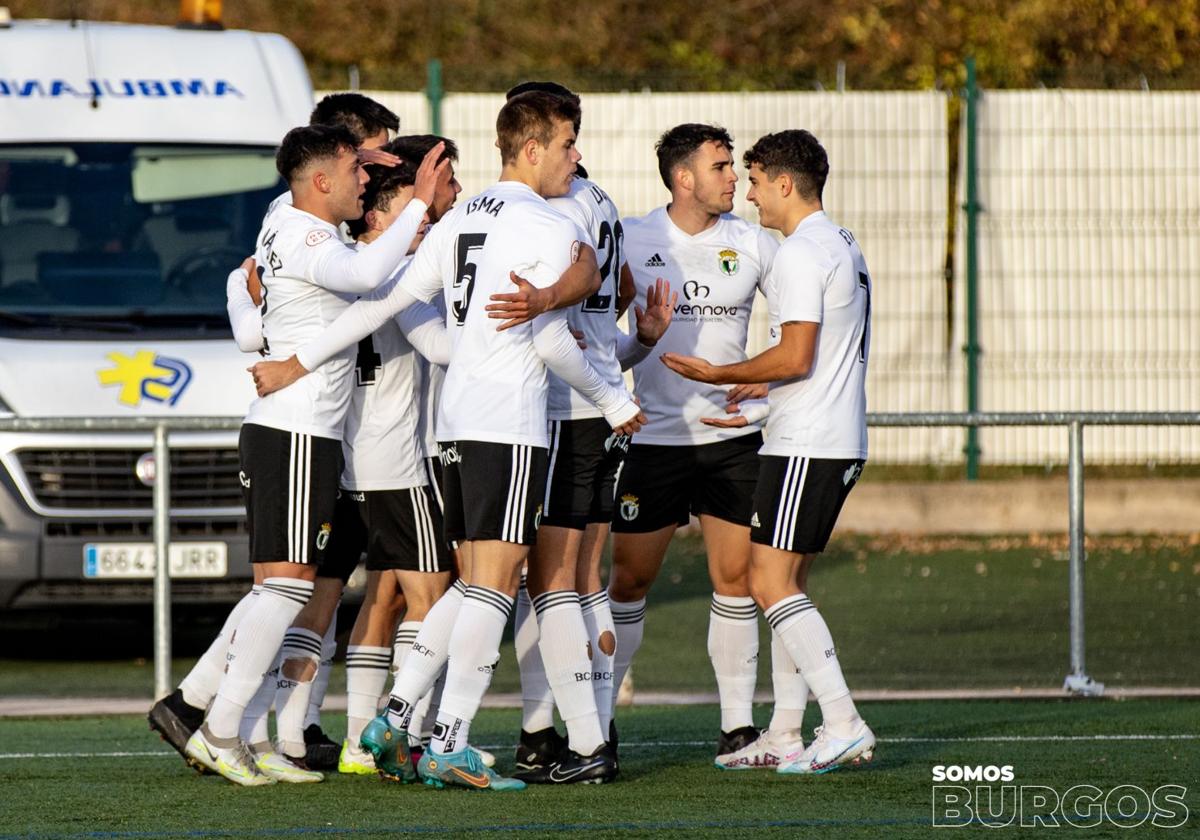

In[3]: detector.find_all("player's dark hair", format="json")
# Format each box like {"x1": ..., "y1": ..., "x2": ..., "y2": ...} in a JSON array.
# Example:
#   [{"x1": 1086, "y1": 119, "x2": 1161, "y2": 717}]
[
  {"x1": 505, "y1": 81, "x2": 582, "y2": 132},
  {"x1": 743, "y1": 130, "x2": 829, "y2": 202},
  {"x1": 309, "y1": 93, "x2": 400, "y2": 145},
  {"x1": 655, "y1": 123, "x2": 734, "y2": 191},
  {"x1": 275, "y1": 124, "x2": 359, "y2": 185},
  {"x1": 496, "y1": 91, "x2": 582, "y2": 164},
  {"x1": 346, "y1": 134, "x2": 458, "y2": 239}
]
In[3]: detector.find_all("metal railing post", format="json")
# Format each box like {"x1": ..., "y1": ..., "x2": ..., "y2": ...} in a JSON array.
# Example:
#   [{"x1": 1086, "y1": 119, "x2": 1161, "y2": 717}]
[
  {"x1": 1064, "y1": 420, "x2": 1103, "y2": 696},
  {"x1": 963, "y1": 57, "x2": 982, "y2": 480},
  {"x1": 426, "y1": 58, "x2": 444, "y2": 136},
  {"x1": 152, "y1": 423, "x2": 173, "y2": 700}
]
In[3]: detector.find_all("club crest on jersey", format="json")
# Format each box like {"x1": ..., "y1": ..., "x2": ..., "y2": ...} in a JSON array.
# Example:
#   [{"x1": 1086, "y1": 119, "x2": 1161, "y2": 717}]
[
  {"x1": 570, "y1": 240, "x2": 581, "y2": 264},
  {"x1": 97, "y1": 350, "x2": 193, "y2": 408},
  {"x1": 619, "y1": 494, "x2": 640, "y2": 521},
  {"x1": 306, "y1": 229, "x2": 332, "y2": 247},
  {"x1": 718, "y1": 249, "x2": 739, "y2": 276},
  {"x1": 316, "y1": 522, "x2": 332, "y2": 550}
]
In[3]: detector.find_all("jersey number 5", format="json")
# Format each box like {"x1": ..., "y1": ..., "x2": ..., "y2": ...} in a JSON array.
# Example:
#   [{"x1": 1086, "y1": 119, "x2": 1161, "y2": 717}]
[
  {"x1": 857, "y1": 271, "x2": 872, "y2": 364},
  {"x1": 452, "y1": 233, "x2": 487, "y2": 326}
]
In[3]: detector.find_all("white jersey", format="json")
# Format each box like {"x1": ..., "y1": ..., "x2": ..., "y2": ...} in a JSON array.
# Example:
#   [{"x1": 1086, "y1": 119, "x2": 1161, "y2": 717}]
[
  {"x1": 243, "y1": 198, "x2": 426, "y2": 439},
  {"x1": 340, "y1": 253, "x2": 427, "y2": 491},
  {"x1": 622, "y1": 207, "x2": 779, "y2": 445},
  {"x1": 417, "y1": 294, "x2": 448, "y2": 459},
  {"x1": 761, "y1": 211, "x2": 871, "y2": 459},
  {"x1": 545, "y1": 178, "x2": 625, "y2": 420},
  {"x1": 400, "y1": 181, "x2": 589, "y2": 448}
]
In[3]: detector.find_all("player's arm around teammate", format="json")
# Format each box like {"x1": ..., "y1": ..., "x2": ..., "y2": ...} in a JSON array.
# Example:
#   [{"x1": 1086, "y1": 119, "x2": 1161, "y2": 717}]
[{"x1": 664, "y1": 129, "x2": 876, "y2": 775}]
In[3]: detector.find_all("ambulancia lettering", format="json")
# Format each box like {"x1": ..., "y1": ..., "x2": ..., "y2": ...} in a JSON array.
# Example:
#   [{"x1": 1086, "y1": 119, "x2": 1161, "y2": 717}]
[{"x1": 0, "y1": 78, "x2": 246, "y2": 98}]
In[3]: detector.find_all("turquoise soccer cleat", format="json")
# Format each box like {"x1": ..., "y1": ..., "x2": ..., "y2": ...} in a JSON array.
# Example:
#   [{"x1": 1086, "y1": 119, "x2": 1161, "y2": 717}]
[
  {"x1": 418, "y1": 745, "x2": 527, "y2": 792},
  {"x1": 359, "y1": 715, "x2": 416, "y2": 783}
]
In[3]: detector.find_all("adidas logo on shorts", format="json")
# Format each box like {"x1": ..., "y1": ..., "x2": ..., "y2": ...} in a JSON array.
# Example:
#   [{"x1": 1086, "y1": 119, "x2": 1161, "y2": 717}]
[{"x1": 644, "y1": 253, "x2": 666, "y2": 267}]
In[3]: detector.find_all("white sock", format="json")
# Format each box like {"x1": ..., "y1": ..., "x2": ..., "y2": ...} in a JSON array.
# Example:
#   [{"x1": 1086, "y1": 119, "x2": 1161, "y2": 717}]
[
  {"x1": 205, "y1": 577, "x2": 313, "y2": 740},
  {"x1": 708, "y1": 594, "x2": 759, "y2": 733},
  {"x1": 534, "y1": 590, "x2": 605, "y2": 755},
  {"x1": 238, "y1": 651, "x2": 280, "y2": 746},
  {"x1": 305, "y1": 613, "x2": 338, "y2": 730},
  {"x1": 769, "y1": 629, "x2": 809, "y2": 732},
  {"x1": 345, "y1": 645, "x2": 391, "y2": 748},
  {"x1": 180, "y1": 585, "x2": 260, "y2": 709},
  {"x1": 385, "y1": 579, "x2": 465, "y2": 731},
  {"x1": 415, "y1": 672, "x2": 445, "y2": 746},
  {"x1": 391, "y1": 620, "x2": 421, "y2": 680},
  {"x1": 765, "y1": 594, "x2": 859, "y2": 737},
  {"x1": 580, "y1": 590, "x2": 616, "y2": 735},
  {"x1": 515, "y1": 578, "x2": 555, "y2": 732},
  {"x1": 430, "y1": 585, "x2": 511, "y2": 754},
  {"x1": 274, "y1": 626, "x2": 323, "y2": 757},
  {"x1": 609, "y1": 596, "x2": 646, "y2": 718}
]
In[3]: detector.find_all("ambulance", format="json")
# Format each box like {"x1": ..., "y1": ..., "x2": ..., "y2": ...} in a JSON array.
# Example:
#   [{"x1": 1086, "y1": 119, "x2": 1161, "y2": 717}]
[{"x1": 0, "y1": 4, "x2": 312, "y2": 609}]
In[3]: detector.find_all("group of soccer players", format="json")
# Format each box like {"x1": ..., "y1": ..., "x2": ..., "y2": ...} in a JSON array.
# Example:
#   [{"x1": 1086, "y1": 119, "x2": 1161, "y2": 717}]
[{"x1": 147, "y1": 81, "x2": 875, "y2": 791}]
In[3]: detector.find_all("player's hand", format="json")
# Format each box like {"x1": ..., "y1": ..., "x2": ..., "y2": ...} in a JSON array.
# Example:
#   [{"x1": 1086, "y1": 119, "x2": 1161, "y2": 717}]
[
  {"x1": 660, "y1": 352, "x2": 722, "y2": 384},
  {"x1": 571, "y1": 328, "x2": 588, "y2": 350},
  {"x1": 487, "y1": 272, "x2": 552, "y2": 330},
  {"x1": 248, "y1": 355, "x2": 309, "y2": 396},
  {"x1": 357, "y1": 147, "x2": 402, "y2": 168},
  {"x1": 634, "y1": 277, "x2": 676, "y2": 346},
  {"x1": 411, "y1": 141, "x2": 449, "y2": 208},
  {"x1": 612, "y1": 409, "x2": 647, "y2": 437},
  {"x1": 700, "y1": 414, "x2": 749, "y2": 428},
  {"x1": 726, "y1": 382, "x2": 767, "y2": 404}
]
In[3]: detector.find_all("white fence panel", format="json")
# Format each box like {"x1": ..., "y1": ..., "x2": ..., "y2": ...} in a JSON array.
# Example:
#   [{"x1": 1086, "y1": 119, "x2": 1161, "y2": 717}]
[{"x1": 954, "y1": 91, "x2": 1200, "y2": 463}]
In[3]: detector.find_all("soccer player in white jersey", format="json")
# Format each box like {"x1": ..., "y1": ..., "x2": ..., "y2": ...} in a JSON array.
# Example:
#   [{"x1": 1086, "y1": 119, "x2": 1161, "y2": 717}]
[
  {"x1": 663, "y1": 129, "x2": 875, "y2": 774},
  {"x1": 178, "y1": 124, "x2": 446, "y2": 786},
  {"x1": 497, "y1": 82, "x2": 674, "y2": 785},
  {"x1": 249, "y1": 92, "x2": 644, "y2": 791},
  {"x1": 148, "y1": 94, "x2": 407, "y2": 773},
  {"x1": 606, "y1": 124, "x2": 784, "y2": 766}
]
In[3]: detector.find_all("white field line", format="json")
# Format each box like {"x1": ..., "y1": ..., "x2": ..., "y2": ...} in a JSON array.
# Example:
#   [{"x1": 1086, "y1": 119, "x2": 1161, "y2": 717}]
[
  {"x1": 2, "y1": 733, "x2": 1197, "y2": 760},
  {"x1": 2, "y1": 686, "x2": 1199, "y2": 718}
]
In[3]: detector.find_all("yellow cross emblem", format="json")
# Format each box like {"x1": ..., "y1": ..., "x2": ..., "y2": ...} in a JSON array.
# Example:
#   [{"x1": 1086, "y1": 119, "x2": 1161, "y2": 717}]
[{"x1": 96, "y1": 350, "x2": 175, "y2": 407}]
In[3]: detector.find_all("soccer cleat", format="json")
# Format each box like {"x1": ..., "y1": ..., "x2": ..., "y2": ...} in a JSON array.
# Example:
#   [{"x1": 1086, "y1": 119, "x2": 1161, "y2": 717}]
[
  {"x1": 253, "y1": 744, "x2": 324, "y2": 783},
  {"x1": 513, "y1": 726, "x2": 567, "y2": 773},
  {"x1": 715, "y1": 725, "x2": 760, "y2": 762},
  {"x1": 777, "y1": 721, "x2": 876, "y2": 775},
  {"x1": 359, "y1": 715, "x2": 416, "y2": 783},
  {"x1": 148, "y1": 689, "x2": 205, "y2": 766},
  {"x1": 185, "y1": 726, "x2": 275, "y2": 786},
  {"x1": 608, "y1": 719, "x2": 620, "y2": 771},
  {"x1": 714, "y1": 728, "x2": 805, "y2": 770},
  {"x1": 418, "y1": 746, "x2": 526, "y2": 791},
  {"x1": 515, "y1": 742, "x2": 617, "y2": 785},
  {"x1": 338, "y1": 739, "x2": 377, "y2": 775},
  {"x1": 303, "y1": 723, "x2": 341, "y2": 770}
]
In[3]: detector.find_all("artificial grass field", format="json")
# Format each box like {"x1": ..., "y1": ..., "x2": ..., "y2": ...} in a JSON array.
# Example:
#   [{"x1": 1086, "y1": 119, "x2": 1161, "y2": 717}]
[
  {"x1": 4, "y1": 533, "x2": 1198, "y2": 697},
  {"x1": 0, "y1": 700, "x2": 1197, "y2": 838}
]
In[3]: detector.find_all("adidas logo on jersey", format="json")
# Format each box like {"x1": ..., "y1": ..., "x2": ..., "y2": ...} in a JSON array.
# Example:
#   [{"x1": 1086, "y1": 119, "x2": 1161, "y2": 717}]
[{"x1": 644, "y1": 253, "x2": 666, "y2": 267}]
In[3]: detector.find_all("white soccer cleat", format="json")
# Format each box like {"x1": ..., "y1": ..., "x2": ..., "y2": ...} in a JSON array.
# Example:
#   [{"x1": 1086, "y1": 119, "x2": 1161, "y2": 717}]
[
  {"x1": 253, "y1": 744, "x2": 324, "y2": 783},
  {"x1": 185, "y1": 726, "x2": 276, "y2": 786},
  {"x1": 714, "y1": 728, "x2": 805, "y2": 770},
  {"x1": 777, "y1": 721, "x2": 875, "y2": 775},
  {"x1": 338, "y1": 739, "x2": 377, "y2": 776}
]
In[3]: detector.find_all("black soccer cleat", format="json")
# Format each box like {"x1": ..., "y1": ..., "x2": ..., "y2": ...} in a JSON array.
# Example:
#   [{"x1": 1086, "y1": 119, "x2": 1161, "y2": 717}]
[
  {"x1": 513, "y1": 726, "x2": 568, "y2": 773},
  {"x1": 715, "y1": 725, "x2": 760, "y2": 761},
  {"x1": 515, "y1": 742, "x2": 618, "y2": 785},
  {"x1": 148, "y1": 689, "x2": 205, "y2": 765},
  {"x1": 608, "y1": 719, "x2": 620, "y2": 773},
  {"x1": 303, "y1": 723, "x2": 341, "y2": 771}
]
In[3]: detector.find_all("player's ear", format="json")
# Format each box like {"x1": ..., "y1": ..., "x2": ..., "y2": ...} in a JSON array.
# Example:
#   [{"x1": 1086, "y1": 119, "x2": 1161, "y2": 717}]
[
  {"x1": 778, "y1": 171, "x2": 794, "y2": 199},
  {"x1": 313, "y1": 168, "x2": 331, "y2": 195},
  {"x1": 675, "y1": 165, "x2": 693, "y2": 193},
  {"x1": 523, "y1": 136, "x2": 541, "y2": 166}
]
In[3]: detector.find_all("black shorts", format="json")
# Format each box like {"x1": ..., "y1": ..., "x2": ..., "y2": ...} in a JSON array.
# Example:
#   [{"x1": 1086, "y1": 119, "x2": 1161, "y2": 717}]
[
  {"x1": 440, "y1": 440, "x2": 548, "y2": 546},
  {"x1": 750, "y1": 456, "x2": 865, "y2": 554},
  {"x1": 360, "y1": 486, "x2": 449, "y2": 573},
  {"x1": 541, "y1": 418, "x2": 629, "y2": 530},
  {"x1": 318, "y1": 489, "x2": 367, "y2": 583},
  {"x1": 238, "y1": 424, "x2": 343, "y2": 565},
  {"x1": 611, "y1": 433, "x2": 762, "y2": 533},
  {"x1": 423, "y1": 455, "x2": 445, "y2": 512}
]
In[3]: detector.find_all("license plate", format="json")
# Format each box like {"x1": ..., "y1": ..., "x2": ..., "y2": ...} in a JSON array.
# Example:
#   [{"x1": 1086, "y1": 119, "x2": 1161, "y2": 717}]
[{"x1": 83, "y1": 542, "x2": 228, "y2": 579}]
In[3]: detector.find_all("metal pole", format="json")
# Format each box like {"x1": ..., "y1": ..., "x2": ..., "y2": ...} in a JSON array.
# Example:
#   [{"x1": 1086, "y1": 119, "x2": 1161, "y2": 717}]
[
  {"x1": 1064, "y1": 420, "x2": 1103, "y2": 696},
  {"x1": 152, "y1": 423, "x2": 173, "y2": 699},
  {"x1": 426, "y1": 58, "x2": 443, "y2": 136},
  {"x1": 963, "y1": 57, "x2": 982, "y2": 480}
]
